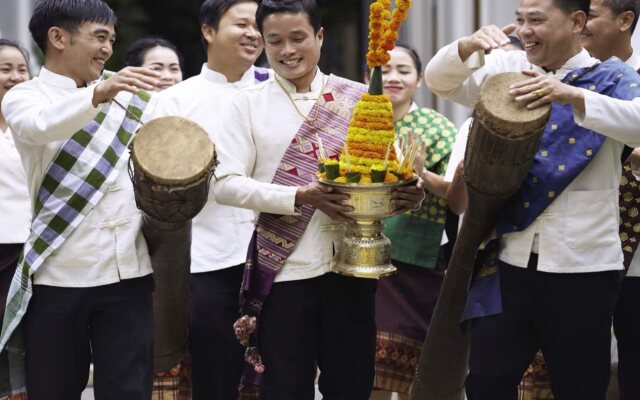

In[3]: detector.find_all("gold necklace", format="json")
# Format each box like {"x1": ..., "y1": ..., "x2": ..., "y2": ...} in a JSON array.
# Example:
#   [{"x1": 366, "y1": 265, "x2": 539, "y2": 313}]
[{"x1": 274, "y1": 74, "x2": 326, "y2": 126}]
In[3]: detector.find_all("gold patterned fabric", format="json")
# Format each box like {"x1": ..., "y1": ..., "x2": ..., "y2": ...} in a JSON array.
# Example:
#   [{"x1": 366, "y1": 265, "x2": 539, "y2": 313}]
[
  {"x1": 619, "y1": 161, "x2": 640, "y2": 269},
  {"x1": 151, "y1": 354, "x2": 192, "y2": 400},
  {"x1": 518, "y1": 351, "x2": 554, "y2": 400}
]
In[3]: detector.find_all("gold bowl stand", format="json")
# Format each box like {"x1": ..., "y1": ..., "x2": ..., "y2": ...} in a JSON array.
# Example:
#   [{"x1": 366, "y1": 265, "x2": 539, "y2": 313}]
[{"x1": 320, "y1": 176, "x2": 417, "y2": 279}]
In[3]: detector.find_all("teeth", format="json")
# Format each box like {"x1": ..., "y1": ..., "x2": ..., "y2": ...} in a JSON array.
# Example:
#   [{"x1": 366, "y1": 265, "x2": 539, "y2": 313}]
[
  {"x1": 524, "y1": 42, "x2": 538, "y2": 49},
  {"x1": 282, "y1": 59, "x2": 301, "y2": 65}
]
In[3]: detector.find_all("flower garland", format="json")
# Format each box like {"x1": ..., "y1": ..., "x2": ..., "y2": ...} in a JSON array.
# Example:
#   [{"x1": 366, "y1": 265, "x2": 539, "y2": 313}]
[
  {"x1": 317, "y1": 0, "x2": 413, "y2": 184},
  {"x1": 366, "y1": 0, "x2": 412, "y2": 68}
]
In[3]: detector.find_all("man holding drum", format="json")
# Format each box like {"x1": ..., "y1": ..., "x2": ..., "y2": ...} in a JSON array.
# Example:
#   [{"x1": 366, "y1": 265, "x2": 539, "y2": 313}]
[
  {"x1": 152, "y1": 0, "x2": 269, "y2": 399},
  {"x1": 582, "y1": 1, "x2": 640, "y2": 398},
  {"x1": 425, "y1": 0, "x2": 640, "y2": 398},
  {"x1": 212, "y1": 1, "x2": 424, "y2": 398},
  {"x1": 0, "y1": 0, "x2": 161, "y2": 398}
]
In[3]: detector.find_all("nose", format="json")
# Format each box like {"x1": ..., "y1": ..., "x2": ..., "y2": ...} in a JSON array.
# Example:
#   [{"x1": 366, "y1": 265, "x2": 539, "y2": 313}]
[
  {"x1": 281, "y1": 40, "x2": 295, "y2": 56},
  {"x1": 385, "y1": 70, "x2": 401, "y2": 83},
  {"x1": 8, "y1": 70, "x2": 23, "y2": 82},
  {"x1": 101, "y1": 42, "x2": 113, "y2": 58},
  {"x1": 245, "y1": 25, "x2": 260, "y2": 40}
]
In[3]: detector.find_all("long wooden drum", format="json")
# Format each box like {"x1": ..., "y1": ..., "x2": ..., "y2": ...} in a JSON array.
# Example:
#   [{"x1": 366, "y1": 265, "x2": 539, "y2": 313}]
[
  {"x1": 129, "y1": 116, "x2": 216, "y2": 372},
  {"x1": 410, "y1": 72, "x2": 550, "y2": 400}
]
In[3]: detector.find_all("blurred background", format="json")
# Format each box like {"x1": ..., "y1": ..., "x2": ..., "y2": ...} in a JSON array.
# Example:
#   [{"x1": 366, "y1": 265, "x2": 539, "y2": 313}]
[{"x1": 3, "y1": 0, "x2": 640, "y2": 126}]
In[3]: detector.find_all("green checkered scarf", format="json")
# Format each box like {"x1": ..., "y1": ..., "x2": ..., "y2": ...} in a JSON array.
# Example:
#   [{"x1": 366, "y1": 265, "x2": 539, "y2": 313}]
[{"x1": 0, "y1": 83, "x2": 155, "y2": 395}]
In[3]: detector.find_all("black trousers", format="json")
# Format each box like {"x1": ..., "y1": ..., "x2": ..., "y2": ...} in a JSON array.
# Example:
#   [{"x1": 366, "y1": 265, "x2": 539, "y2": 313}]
[
  {"x1": 24, "y1": 275, "x2": 154, "y2": 400},
  {"x1": 466, "y1": 255, "x2": 619, "y2": 400},
  {"x1": 613, "y1": 276, "x2": 640, "y2": 400},
  {"x1": 189, "y1": 265, "x2": 245, "y2": 400},
  {"x1": 259, "y1": 273, "x2": 377, "y2": 400}
]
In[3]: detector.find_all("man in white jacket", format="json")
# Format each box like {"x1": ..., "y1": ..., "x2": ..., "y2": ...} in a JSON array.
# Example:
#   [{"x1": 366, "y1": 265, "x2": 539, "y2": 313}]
[{"x1": 425, "y1": 0, "x2": 640, "y2": 398}]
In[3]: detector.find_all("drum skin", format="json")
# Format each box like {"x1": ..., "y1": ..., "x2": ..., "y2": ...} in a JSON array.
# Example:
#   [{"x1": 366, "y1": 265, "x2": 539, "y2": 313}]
[
  {"x1": 129, "y1": 116, "x2": 216, "y2": 372},
  {"x1": 410, "y1": 73, "x2": 550, "y2": 400}
]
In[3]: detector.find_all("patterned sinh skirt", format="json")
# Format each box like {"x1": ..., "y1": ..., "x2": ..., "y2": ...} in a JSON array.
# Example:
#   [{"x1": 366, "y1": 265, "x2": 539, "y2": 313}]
[
  {"x1": 152, "y1": 354, "x2": 192, "y2": 400},
  {"x1": 374, "y1": 260, "x2": 445, "y2": 393},
  {"x1": 518, "y1": 351, "x2": 554, "y2": 400}
]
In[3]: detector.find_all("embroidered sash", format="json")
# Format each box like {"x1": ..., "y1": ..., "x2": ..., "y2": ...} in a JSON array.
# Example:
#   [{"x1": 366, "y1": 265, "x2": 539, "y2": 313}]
[
  {"x1": 464, "y1": 59, "x2": 640, "y2": 321},
  {"x1": 253, "y1": 66, "x2": 271, "y2": 83},
  {"x1": 0, "y1": 88, "x2": 155, "y2": 353},
  {"x1": 234, "y1": 76, "x2": 366, "y2": 393},
  {"x1": 500, "y1": 59, "x2": 640, "y2": 233}
]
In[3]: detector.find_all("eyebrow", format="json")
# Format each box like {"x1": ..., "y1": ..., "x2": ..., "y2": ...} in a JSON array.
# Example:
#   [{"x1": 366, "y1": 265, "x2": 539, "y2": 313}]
[
  {"x1": 266, "y1": 29, "x2": 307, "y2": 37},
  {"x1": 515, "y1": 10, "x2": 544, "y2": 17},
  {"x1": 91, "y1": 28, "x2": 116, "y2": 39}
]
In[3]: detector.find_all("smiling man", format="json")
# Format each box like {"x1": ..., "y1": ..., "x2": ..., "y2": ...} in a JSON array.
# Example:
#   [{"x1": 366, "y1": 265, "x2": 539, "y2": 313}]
[
  {"x1": 581, "y1": 2, "x2": 640, "y2": 399},
  {"x1": 425, "y1": 0, "x2": 640, "y2": 398},
  {"x1": 151, "y1": 0, "x2": 270, "y2": 398},
  {"x1": 0, "y1": 0, "x2": 161, "y2": 399},
  {"x1": 211, "y1": 0, "x2": 424, "y2": 398}
]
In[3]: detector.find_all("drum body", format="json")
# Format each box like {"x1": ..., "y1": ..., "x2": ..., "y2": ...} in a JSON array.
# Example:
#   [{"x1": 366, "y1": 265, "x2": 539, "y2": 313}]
[
  {"x1": 129, "y1": 116, "x2": 216, "y2": 372},
  {"x1": 411, "y1": 73, "x2": 550, "y2": 400}
]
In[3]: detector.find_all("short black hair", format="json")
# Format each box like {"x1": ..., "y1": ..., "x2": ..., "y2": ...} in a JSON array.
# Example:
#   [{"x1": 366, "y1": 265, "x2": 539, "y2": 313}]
[
  {"x1": 29, "y1": 0, "x2": 116, "y2": 54},
  {"x1": 199, "y1": 0, "x2": 259, "y2": 48},
  {"x1": 124, "y1": 37, "x2": 184, "y2": 70},
  {"x1": 256, "y1": 0, "x2": 322, "y2": 34},
  {"x1": 0, "y1": 39, "x2": 31, "y2": 77},
  {"x1": 603, "y1": 0, "x2": 640, "y2": 33},
  {"x1": 552, "y1": 0, "x2": 591, "y2": 16}
]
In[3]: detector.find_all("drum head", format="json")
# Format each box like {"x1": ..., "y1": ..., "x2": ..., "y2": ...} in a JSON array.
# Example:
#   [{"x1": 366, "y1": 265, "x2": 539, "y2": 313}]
[
  {"x1": 476, "y1": 72, "x2": 551, "y2": 138},
  {"x1": 132, "y1": 116, "x2": 215, "y2": 185}
]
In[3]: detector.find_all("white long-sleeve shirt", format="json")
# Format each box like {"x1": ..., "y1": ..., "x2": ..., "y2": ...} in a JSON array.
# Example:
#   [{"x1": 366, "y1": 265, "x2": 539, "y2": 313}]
[
  {"x1": 426, "y1": 43, "x2": 640, "y2": 273},
  {"x1": 1, "y1": 67, "x2": 152, "y2": 287},
  {"x1": 153, "y1": 64, "x2": 269, "y2": 273},
  {"x1": 0, "y1": 126, "x2": 31, "y2": 243},
  {"x1": 212, "y1": 69, "x2": 347, "y2": 282}
]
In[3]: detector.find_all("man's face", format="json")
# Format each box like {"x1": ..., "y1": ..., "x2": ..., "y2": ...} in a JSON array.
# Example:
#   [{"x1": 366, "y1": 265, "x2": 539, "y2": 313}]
[
  {"x1": 262, "y1": 12, "x2": 323, "y2": 89},
  {"x1": 204, "y1": 1, "x2": 262, "y2": 68},
  {"x1": 63, "y1": 21, "x2": 115, "y2": 86},
  {"x1": 516, "y1": 0, "x2": 584, "y2": 70},
  {"x1": 582, "y1": 0, "x2": 622, "y2": 60}
]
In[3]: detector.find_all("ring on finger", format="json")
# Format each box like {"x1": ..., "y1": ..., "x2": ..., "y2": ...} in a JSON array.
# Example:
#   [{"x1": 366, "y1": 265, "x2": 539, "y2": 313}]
[{"x1": 533, "y1": 89, "x2": 544, "y2": 98}]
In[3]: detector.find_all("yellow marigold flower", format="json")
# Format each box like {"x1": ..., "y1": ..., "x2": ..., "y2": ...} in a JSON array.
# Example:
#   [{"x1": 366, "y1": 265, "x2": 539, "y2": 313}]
[{"x1": 334, "y1": 176, "x2": 348, "y2": 183}]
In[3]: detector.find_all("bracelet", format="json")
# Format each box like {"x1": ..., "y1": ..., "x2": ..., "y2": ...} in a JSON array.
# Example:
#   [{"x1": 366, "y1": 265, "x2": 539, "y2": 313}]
[{"x1": 410, "y1": 189, "x2": 426, "y2": 212}]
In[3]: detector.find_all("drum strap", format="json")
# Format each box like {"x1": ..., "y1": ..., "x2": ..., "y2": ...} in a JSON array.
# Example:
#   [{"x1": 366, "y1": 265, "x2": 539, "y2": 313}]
[
  {"x1": 0, "y1": 85, "x2": 155, "y2": 355},
  {"x1": 234, "y1": 75, "x2": 366, "y2": 391}
]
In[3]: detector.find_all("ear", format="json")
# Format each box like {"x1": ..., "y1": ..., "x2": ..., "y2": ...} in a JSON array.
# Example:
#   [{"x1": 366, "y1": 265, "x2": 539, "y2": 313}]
[
  {"x1": 571, "y1": 10, "x2": 587, "y2": 33},
  {"x1": 316, "y1": 26, "x2": 324, "y2": 46},
  {"x1": 618, "y1": 10, "x2": 636, "y2": 33},
  {"x1": 47, "y1": 27, "x2": 67, "y2": 51},
  {"x1": 416, "y1": 74, "x2": 423, "y2": 88},
  {"x1": 201, "y1": 24, "x2": 215, "y2": 45}
]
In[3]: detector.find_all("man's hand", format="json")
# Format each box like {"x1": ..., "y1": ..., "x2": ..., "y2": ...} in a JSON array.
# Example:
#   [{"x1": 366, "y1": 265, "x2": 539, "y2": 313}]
[
  {"x1": 458, "y1": 24, "x2": 517, "y2": 62},
  {"x1": 295, "y1": 181, "x2": 354, "y2": 222},
  {"x1": 92, "y1": 67, "x2": 161, "y2": 107},
  {"x1": 390, "y1": 178, "x2": 425, "y2": 215},
  {"x1": 508, "y1": 70, "x2": 585, "y2": 112}
]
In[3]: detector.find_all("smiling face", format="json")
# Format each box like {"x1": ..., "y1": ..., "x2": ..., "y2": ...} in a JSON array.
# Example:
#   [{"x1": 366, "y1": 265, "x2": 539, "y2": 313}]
[
  {"x1": 62, "y1": 21, "x2": 115, "y2": 86},
  {"x1": 262, "y1": 12, "x2": 323, "y2": 92},
  {"x1": 141, "y1": 46, "x2": 182, "y2": 91},
  {"x1": 0, "y1": 46, "x2": 30, "y2": 103},
  {"x1": 581, "y1": 0, "x2": 627, "y2": 60},
  {"x1": 203, "y1": 1, "x2": 262, "y2": 72},
  {"x1": 516, "y1": 0, "x2": 585, "y2": 70},
  {"x1": 381, "y1": 47, "x2": 421, "y2": 108}
]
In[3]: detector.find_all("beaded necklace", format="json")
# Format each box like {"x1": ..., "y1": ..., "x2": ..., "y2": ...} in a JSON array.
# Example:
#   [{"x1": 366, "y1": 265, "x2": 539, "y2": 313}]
[{"x1": 274, "y1": 74, "x2": 326, "y2": 126}]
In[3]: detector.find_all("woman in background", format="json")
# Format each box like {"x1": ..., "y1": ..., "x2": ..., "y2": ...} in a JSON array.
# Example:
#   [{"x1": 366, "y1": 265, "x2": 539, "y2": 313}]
[
  {"x1": 125, "y1": 37, "x2": 183, "y2": 91},
  {"x1": 0, "y1": 38, "x2": 32, "y2": 400},
  {"x1": 370, "y1": 42, "x2": 457, "y2": 400}
]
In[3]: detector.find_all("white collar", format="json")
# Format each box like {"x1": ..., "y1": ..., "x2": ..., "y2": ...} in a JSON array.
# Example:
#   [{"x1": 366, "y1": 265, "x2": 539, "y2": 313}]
[
  {"x1": 200, "y1": 64, "x2": 257, "y2": 85},
  {"x1": 38, "y1": 66, "x2": 96, "y2": 89},
  {"x1": 531, "y1": 49, "x2": 598, "y2": 79},
  {"x1": 275, "y1": 67, "x2": 324, "y2": 93}
]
